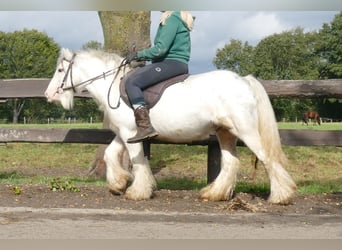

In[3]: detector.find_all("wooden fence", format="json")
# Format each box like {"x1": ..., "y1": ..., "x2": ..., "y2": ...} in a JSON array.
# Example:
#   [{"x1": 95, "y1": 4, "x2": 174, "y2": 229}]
[{"x1": 1, "y1": 78, "x2": 342, "y2": 182}]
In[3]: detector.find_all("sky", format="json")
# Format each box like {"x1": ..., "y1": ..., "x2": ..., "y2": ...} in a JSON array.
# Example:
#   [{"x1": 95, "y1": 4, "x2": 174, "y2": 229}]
[{"x1": 0, "y1": 11, "x2": 339, "y2": 74}]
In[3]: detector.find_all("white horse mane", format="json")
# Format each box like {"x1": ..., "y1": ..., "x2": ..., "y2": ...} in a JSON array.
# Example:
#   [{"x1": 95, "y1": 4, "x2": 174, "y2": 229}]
[{"x1": 58, "y1": 48, "x2": 123, "y2": 66}]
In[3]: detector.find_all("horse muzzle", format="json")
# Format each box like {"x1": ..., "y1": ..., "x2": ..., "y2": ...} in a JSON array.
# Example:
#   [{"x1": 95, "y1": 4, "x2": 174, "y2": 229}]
[{"x1": 45, "y1": 89, "x2": 61, "y2": 103}]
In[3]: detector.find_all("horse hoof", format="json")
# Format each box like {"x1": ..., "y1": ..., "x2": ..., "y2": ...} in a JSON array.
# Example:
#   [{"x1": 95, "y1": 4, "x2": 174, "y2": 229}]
[
  {"x1": 108, "y1": 188, "x2": 124, "y2": 196},
  {"x1": 199, "y1": 186, "x2": 221, "y2": 201},
  {"x1": 268, "y1": 197, "x2": 292, "y2": 205},
  {"x1": 267, "y1": 193, "x2": 295, "y2": 205},
  {"x1": 124, "y1": 187, "x2": 152, "y2": 201},
  {"x1": 107, "y1": 183, "x2": 127, "y2": 196},
  {"x1": 199, "y1": 184, "x2": 233, "y2": 201}
]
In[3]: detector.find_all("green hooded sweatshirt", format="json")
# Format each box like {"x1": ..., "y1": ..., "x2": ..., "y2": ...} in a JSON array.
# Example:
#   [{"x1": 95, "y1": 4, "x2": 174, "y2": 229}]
[{"x1": 137, "y1": 11, "x2": 191, "y2": 64}]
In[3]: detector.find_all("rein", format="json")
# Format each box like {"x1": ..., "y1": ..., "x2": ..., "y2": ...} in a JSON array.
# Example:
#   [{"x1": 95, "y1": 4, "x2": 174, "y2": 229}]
[{"x1": 57, "y1": 53, "x2": 130, "y2": 109}]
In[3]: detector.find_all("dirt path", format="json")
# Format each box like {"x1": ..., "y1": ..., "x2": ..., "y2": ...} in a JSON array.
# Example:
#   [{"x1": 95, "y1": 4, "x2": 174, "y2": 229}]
[
  {"x1": 0, "y1": 205, "x2": 341, "y2": 239},
  {"x1": 0, "y1": 183, "x2": 341, "y2": 215}
]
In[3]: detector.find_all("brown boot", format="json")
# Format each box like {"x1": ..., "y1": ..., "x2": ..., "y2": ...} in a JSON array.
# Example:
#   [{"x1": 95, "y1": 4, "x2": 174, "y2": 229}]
[{"x1": 127, "y1": 106, "x2": 158, "y2": 143}]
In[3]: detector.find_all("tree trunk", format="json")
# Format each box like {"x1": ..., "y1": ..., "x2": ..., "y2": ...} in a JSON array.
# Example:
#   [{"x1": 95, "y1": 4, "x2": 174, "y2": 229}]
[
  {"x1": 98, "y1": 11, "x2": 151, "y2": 56},
  {"x1": 12, "y1": 98, "x2": 25, "y2": 124},
  {"x1": 89, "y1": 11, "x2": 151, "y2": 178}
]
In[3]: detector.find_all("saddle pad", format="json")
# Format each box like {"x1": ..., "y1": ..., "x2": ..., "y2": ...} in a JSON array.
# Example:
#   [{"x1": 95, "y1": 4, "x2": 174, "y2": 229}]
[{"x1": 120, "y1": 71, "x2": 189, "y2": 109}]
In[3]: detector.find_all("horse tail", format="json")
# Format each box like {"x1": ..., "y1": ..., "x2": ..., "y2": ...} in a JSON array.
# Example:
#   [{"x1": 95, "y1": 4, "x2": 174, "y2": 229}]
[
  {"x1": 243, "y1": 75, "x2": 287, "y2": 166},
  {"x1": 244, "y1": 75, "x2": 297, "y2": 204}
]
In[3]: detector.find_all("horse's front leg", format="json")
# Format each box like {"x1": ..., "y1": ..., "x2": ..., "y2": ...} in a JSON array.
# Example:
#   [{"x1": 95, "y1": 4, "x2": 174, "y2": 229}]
[
  {"x1": 124, "y1": 142, "x2": 157, "y2": 200},
  {"x1": 105, "y1": 137, "x2": 133, "y2": 195},
  {"x1": 200, "y1": 130, "x2": 240, "y2": 201}
]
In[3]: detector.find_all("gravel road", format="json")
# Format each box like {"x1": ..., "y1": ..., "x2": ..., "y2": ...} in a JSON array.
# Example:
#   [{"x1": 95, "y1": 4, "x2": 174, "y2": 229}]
[{"x1": 0, "y1": 206, "x2": 341, "y2": 239}]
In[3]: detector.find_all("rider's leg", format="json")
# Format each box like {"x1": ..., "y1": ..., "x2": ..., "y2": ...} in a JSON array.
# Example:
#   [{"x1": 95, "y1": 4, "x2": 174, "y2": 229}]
[{"x1": 125, "y1": 60, "x2": 188, "y2": 143}]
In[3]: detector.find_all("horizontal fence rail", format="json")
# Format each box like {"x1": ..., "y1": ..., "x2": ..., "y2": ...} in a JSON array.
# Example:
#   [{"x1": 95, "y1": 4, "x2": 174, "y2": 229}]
[
  {"x1": 0, "y1": 78, "x2": 90, "y2": 99},
  {"x1": 1, "y1": 78, "x2": 342, "y2": 99},
  {"x1": 1, "y1": 128, "x2": 341, "y2": 146},
  {"x1": 261, "y1": 79, "x2": 342, "y2": 98}
]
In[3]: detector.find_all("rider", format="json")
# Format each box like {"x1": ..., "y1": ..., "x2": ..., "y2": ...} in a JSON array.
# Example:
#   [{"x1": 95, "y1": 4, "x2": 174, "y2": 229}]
[{"x1": 124, "y1": 11, "x2": 194, "y2": 143}]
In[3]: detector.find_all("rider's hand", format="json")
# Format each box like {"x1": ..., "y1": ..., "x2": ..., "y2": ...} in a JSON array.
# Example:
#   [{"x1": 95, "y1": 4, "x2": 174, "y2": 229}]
[{"x1": 125, "y1": 51, "x2": 138, "y2": 64}]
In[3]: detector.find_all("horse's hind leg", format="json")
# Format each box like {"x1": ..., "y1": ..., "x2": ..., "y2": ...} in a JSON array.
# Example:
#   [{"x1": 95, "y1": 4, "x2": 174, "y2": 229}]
[
  {"x1": 105, "y1": 137, "x2": 133, "y2": 195},
  {"x1": 238, "y1": 132, "x2": 296, "y2": 204},
  {"x1": 200, "y1": 129, "x2": 240, "y2": 201}
]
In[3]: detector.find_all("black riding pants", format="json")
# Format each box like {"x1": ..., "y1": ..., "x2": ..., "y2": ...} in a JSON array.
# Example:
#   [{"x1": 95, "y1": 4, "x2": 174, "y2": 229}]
[{"x1": 125, "y1": 59, "x2": 188, "y2": 107}]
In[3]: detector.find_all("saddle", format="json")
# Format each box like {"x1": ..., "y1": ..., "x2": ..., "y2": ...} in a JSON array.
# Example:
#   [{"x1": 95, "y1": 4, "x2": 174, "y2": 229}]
[{"x1": 120, "y1": 71, "x2": 189, "y2": 109}]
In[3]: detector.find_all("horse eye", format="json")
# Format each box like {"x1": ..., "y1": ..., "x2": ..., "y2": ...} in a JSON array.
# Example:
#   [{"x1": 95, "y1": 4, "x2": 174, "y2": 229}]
[{"x1": 58, "y1": 68, "x2": 64, "y2": 72}]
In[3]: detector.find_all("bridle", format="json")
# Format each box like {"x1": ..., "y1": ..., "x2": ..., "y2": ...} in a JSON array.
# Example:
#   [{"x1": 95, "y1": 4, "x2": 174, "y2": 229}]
[
  {"x1": 58, "y1": 53, "x2": 77, "y2": 93},
  {"x1": 56, "y1": 53, "x2": 129, "y2": 95}
]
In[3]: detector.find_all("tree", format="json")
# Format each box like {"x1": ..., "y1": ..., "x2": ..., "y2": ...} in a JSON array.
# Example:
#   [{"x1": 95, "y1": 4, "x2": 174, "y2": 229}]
[
  {"x1": 0, "y1": 29, "x2": 60, "y2": 123},
  {"x1": 315, "y1": 12, "x2": 342, "y2": 120},
  {"x1": 98, "y1": 11, "x2": 151, "y2": 56},
  {"x1": 213, "y1": 39, "x2": 255, "y2": 75},
  {"x1": 317, "y1": 11, "x2": 342, "y2": 79},
  {"x1": 252, "y1": 28, "x2": 321, "y2": 120},
  {"x1": 253, "y1": 27, "x2": 320, "y2": 80},
  {"x1": 82, "y1": 40, "x2": 104, "y2": 50},
  {"x1": 0, "y1": 29, "x2": 59, "y2": 78},
  {"x1": 22, "y1": 99, "x2": 63, "y2": 124}
]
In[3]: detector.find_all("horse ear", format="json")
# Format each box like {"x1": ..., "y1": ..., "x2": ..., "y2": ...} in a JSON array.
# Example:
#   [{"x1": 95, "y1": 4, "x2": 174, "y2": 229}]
[{"x1": 60, "y1": 48, "x2": 73, "y2": 58}]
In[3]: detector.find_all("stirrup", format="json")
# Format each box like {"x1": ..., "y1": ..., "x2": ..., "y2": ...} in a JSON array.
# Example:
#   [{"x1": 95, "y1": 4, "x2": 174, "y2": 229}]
[{"x1": 127, "y1": 130, "x2": 158, "y2": 143}]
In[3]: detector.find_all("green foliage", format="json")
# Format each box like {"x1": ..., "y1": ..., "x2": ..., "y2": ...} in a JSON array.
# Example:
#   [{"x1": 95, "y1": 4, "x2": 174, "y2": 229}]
[
  {"x1": 213, "y1": 39, "x2": 255, "y2": 75},
  {"x1": 82, "y1": 40, "x2": 104, "y2": 50},
  {"x1": 0, "y1": 100, "x2": 12, "y2": 122},
  {"x1": 317, "y1": 12, "x2": 342, "y2": 78},
  {"x1": 254, "y1": 27, "x2": 320, "y2": 80},
  {"x1": 22, "y1": 99, "x2": 60, "y2": 123},
  {"x1": 0, "y1": 29, "x2": 59, "y2": 78},
  {"x1": 50, "y1": 177, "x2": 80, "y2": 192},
  {"x1": 72, "y1": 98, "x2": 103, "y2": 123},
  {"x1": 12, "y1": 186, "x2": 22, "y2": 195}
]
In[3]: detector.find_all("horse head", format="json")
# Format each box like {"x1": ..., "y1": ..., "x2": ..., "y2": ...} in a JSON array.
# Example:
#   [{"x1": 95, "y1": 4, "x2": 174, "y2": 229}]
[
  {"x1": 45, "y1": 48, "x2": 127, "y2": 111},
  {"x1": 45, "y1": 48, "x2": 78, "y2": 110}
]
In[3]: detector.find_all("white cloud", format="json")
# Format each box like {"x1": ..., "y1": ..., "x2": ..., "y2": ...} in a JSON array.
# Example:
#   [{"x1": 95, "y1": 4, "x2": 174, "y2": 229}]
[
  {"x1": 235, "y1": 12, "x2": 289, "y2": 42},
  {"x1": 0, "y1": 11, "x2": 103, "y2": 49}
]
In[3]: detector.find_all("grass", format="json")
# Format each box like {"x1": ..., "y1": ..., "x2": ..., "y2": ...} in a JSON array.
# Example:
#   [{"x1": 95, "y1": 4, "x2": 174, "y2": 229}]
[
  {"x1": 0, "y1": 143, "x2": 99, "y2": 169},
  {"x1": 157, "y1": 177, "x2": 206, "y2": 190},
  {"x1": 277, "y1": 121, "x2": 342, "y2": 130},
  {"x1": 0, "y1": 122, "x2": 341, "y2": 195}
]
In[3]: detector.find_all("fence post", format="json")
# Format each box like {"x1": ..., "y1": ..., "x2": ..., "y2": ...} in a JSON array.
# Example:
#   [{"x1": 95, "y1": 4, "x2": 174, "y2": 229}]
[
  {"x1": 143, "y1": 141, "x2": 151, "y2": 159},
  {"x1": 207, "y1": 135, "x2": 221, "y2": 184}
]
